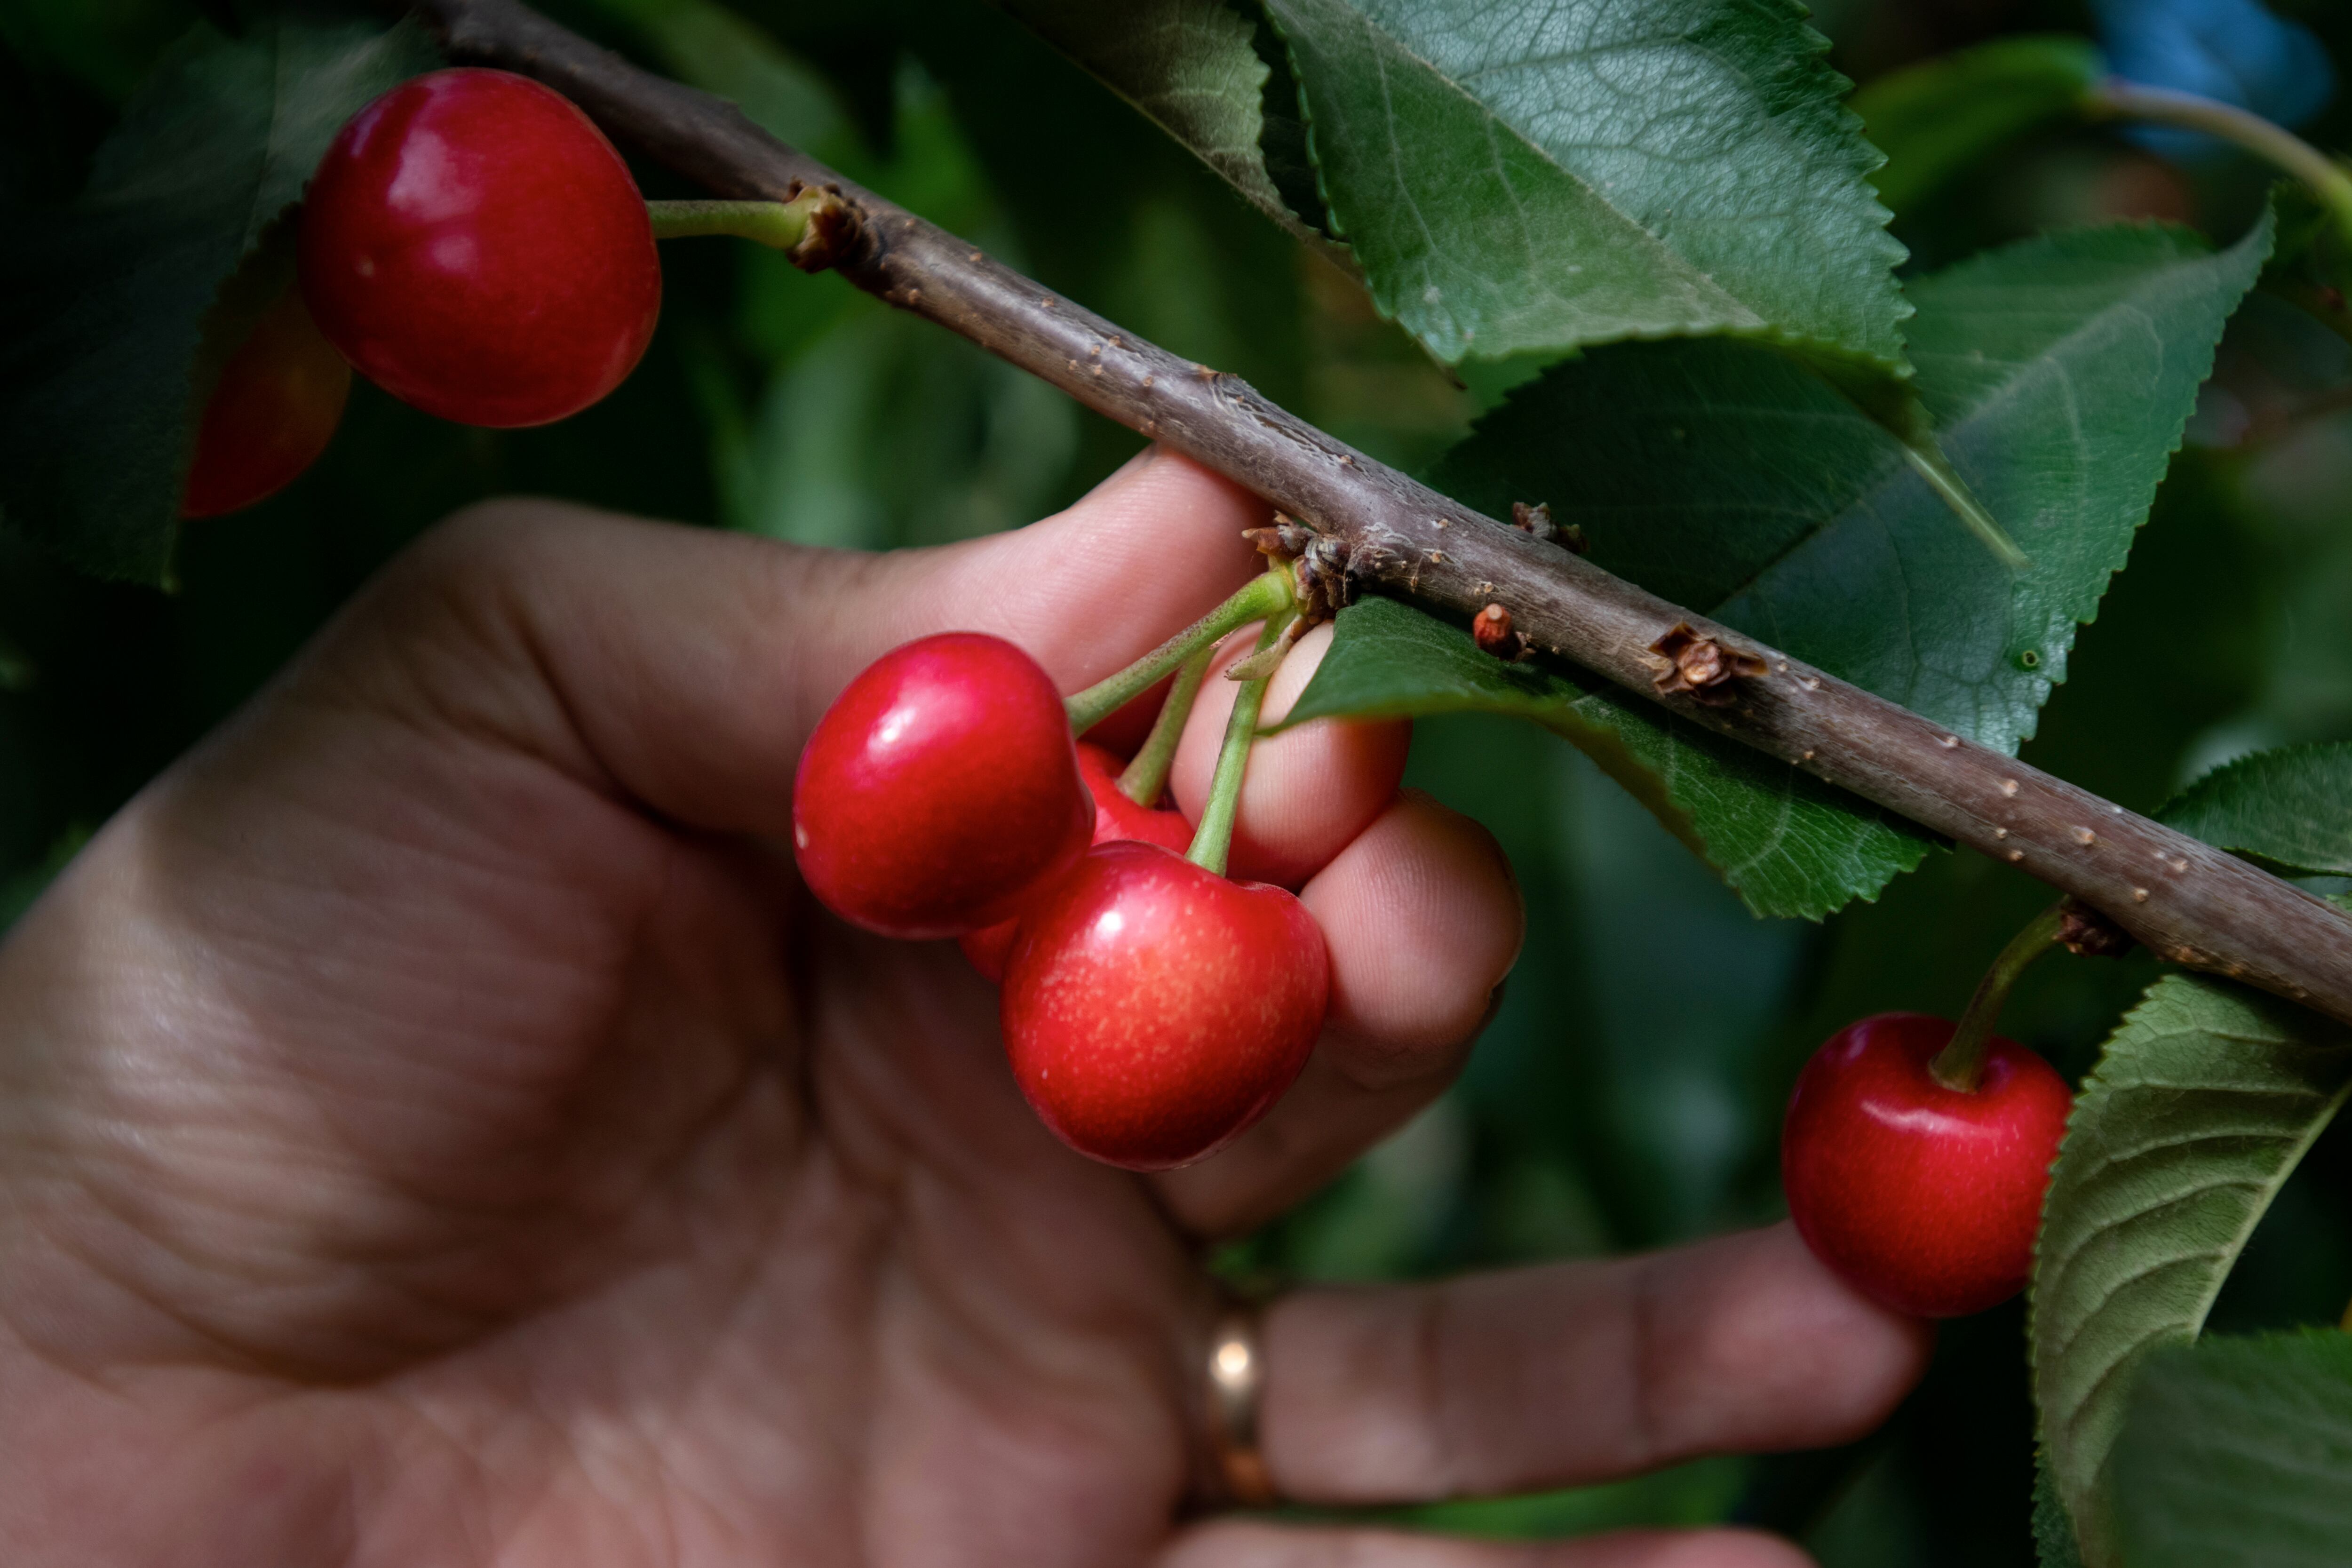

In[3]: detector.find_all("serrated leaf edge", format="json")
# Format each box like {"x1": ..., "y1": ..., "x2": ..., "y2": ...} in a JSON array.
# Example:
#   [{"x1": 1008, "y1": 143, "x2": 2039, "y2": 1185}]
[{"x1": 1265, "y1": 0, "x2": 1914, "y2": 377}]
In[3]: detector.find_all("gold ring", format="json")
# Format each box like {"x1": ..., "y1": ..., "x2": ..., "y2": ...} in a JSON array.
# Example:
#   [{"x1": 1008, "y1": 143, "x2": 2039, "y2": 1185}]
[{"x1": 1205, "y1": 1299, "x2": 1276, "y2": 1506}]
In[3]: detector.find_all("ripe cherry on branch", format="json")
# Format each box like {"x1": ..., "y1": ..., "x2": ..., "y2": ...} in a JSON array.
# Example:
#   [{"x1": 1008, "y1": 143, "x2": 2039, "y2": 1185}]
[
  {"x1": 182, "y1": 286, "x2": 350, "y2": 518},
  {"x1": 793, "y1": 632, "x2": 1094, "y2": 940},
  {"x1": 299, "y1": 68, "x2": 662, "y2": 428},
  {"x1": 1782, "y1": 1012, "x2": 2072, "y2": 1318}
]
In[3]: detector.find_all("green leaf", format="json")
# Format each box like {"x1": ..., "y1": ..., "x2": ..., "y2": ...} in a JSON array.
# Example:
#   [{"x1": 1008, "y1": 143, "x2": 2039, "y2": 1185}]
[
  {"x1": 2036, "y1": 1449, "x2": 2088, "y2": 1568},
  {"x1": 0, "y1": 9, "x2": 437, "y2": 581},
  {"x1": 2157, "y1": 743, "x2": 2352, "y2": 880},
  {"x1": 1260, "y1": 0, "x2": 1908, "y2": 371},
  {"x1": 1285, "y1": 596, "x2": 1933, "y2": 921},
  {"x1": 989, "y1": 0, "x2": 1335, "y2": 249},
  {"x1": 1851, "y1": 35, "x2": 2105, "y2": 219},
  {"x1": 2109, "y1": 1330, "x2": 2352, "y2": 1568},
  {"x1": 2029, "y1": 973, "x2": 2352, "y2": 1568},
  {"x1": 1435, "y1": 216, "x2": 2269, "y2": 758}
]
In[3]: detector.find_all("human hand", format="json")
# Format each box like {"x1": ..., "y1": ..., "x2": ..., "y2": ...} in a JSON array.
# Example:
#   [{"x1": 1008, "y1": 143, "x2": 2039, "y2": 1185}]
[{"x1": 0, "y1": 451, "x2": 1928, "y2": 1566}]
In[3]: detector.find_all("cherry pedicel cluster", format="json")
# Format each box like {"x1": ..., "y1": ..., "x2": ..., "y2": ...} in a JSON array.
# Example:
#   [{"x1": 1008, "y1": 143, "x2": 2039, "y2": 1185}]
[
  {"x1": 1781, "y1": 907, "x2": 2079, "y2": 1318},
  {"x1": 793, "y1": 567, "x2": 1335, "y2": 1170}
]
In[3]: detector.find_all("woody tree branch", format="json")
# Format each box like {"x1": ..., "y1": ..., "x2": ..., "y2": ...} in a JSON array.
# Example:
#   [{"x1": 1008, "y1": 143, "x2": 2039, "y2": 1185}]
[{"x1": 409, "y1": 0, "x2": 2352, "y2": 1027}]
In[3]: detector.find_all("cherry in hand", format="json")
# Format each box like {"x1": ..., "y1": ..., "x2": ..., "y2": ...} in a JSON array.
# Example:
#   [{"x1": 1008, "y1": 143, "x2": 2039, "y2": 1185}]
[
  {"x1": 183, "y1": 286, "x2": 350, "y2": 518},
  {"x1": 300, "y1": 69, "x2": 661, "y2": 428},
  {"x1": 794, "y1": 632, "x2": 1094, "y2": 940},
  {"x1": 959, "y1": 741, "x2": 1191, "y2": 982},
  {"x1": 1781, "y1": 1012, "x2": 2072, "y2": 1318},
  {"x1": 1001, "y1": 840, "x2": 1328, "y2": 1170}
]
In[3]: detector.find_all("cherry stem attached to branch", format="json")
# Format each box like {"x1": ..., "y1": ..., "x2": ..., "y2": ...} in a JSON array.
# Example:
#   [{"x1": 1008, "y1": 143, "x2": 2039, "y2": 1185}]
[
  {"x1": 2086, "y1": 77, "x2": 2352, "y2": 250},
  {"x1": 1065, "y1": 570, "x2": 1293, "y2": 737},
  {"x1": 1187, "y1": 612, "x2": 1293, "y2": 877},
  {"x1": 1931, "y1": 901, "x2": 2071, "y2": 1092},
  {"x1": 646, "y1": 192, "x2": 834, "y2": 251},
  {"x1": 1117, "y1": 648, "x2": 1210, "y2": 809}
]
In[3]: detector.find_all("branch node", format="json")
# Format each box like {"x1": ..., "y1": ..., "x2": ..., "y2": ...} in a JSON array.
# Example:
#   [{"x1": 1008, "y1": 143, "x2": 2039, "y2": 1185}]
[
  {"x1": 2058, "y1": 898, "x2": 2135, "y2": 958},
  {"x1": 1244, "y1": 518, "x2": 1352, "y2": 627},
  {"x1": 1511, "y1": 500, "x2": 1588, "y2": 555},
  {"x1": 1649, "y1": 622, "x2": 1768, "y2": 706},
  {"x1": 785, "y1": 188, "x2": 853, "y2": 271}
]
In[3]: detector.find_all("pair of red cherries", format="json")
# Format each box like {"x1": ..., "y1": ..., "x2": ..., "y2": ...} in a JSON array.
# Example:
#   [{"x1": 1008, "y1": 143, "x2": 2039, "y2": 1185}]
[
  {"x1": 794, "y1": 633, "x2": 1330, "y2": 1170},
  {"x1": 187, "y1": 68, "x2": 661, "y2": 516}
]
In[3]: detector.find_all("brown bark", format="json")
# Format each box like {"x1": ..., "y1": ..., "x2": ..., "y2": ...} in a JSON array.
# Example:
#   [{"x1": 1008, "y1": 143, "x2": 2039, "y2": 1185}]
[{"x1": 411, "y1": 0, "x2": 2352, "y2": 1027}]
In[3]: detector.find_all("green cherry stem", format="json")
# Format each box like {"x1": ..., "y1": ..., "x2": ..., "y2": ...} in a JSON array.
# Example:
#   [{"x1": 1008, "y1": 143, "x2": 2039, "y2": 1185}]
[
  {"x1": 1929, "y1": 901, "x2": 2070, "y2": 1092},
  {"x1": 2086, "y1": 78, "x2": 2352, "y2": 250},
  {"x1": 1186, "y1": 611, "x2": 1295, "y2": 877},
  {"x1": 1116, "y1": 647, "x2": 1211, "y2": 808},
  {"x1": 1065, "y1": 569, "x2": 1293, "y2": 737},
  {"x1": 646, "y1": 193, "x2": 833, "y2": 249}
]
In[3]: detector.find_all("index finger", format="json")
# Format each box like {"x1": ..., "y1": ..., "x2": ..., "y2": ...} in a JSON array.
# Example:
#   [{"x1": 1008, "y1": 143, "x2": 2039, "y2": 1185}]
[{"x1": 1258, "y1": 1223, "x2": 1931, "y2": 1503}]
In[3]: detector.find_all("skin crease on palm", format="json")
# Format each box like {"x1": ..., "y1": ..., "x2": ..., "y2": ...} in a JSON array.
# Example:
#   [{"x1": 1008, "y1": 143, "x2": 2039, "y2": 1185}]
[{"x1": 0, "y1": 449, "x2": 1931, "y2": 1567}]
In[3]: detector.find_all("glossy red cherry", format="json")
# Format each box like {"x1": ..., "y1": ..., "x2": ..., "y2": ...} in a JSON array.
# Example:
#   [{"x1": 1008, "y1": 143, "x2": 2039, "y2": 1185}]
[
  {"x1": 960, "y1": 742, "x2": 1193, "y2": 981},
  {"x1": 1001, "y1": 841, "x2": 1328, "y2": 1170},
  {"x1": 182, "y1": 286, "x2": 350, "y2": 518},
  {"x1": 794, "y1": 633, "x2": 1093, "y2": 940},
  {"x1": 1782, "y1": 1012, "x2": 2073, "y2": 1318},
  {"x1": 299, "y1": 68, "x2": 661, "y2": 428}
]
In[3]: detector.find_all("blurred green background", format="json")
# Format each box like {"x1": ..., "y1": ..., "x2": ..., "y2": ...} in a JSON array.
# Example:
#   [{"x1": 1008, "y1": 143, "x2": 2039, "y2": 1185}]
[{"x1": 5, "y1": 0, "x2": 2352, "y2": 1560}]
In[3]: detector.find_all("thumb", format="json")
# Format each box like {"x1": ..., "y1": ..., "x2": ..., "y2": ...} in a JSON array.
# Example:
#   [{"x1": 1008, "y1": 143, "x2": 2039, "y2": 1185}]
[{"x1": 350, "y1": 446, "x2": 1267, "y2": 838}]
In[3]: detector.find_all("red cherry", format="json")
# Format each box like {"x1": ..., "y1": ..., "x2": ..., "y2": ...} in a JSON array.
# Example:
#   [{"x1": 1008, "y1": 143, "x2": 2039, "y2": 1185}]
[
  {"x1": 960, "y1": 743, "x2": 1192, "y2": 981},
  {"x1": 794, "y1": 633, "x2": 1094, "y2": 940},
  {"x1": 1781, "y1": 1012, "x2": 2073, "y2": 1318},
  {"x1": 182, "y1": 286, "x2": 350, "y2": 517},
  {"x1": 1001, "y1": 841, "x2": 1328, "y2": 1170},
  {"x1": 298, "y1": 68, "x2": 661, "y2": 428}
]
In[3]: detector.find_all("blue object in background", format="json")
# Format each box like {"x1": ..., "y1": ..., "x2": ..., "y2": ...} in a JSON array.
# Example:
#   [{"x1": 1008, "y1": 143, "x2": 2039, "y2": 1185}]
[{"x1": 2095, "y1": 0, "x2": 2336, "y2": 158}]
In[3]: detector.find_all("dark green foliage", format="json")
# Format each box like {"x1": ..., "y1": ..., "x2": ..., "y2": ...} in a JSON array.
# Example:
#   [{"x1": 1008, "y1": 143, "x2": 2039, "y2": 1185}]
[
  {"x1": 2110, "y1": 1331, "x2": 2352, "y2": 1568},
  {"x1": 0, "y1": 8, "x2": 438, "y2": 580},
  {"x1": 1854, "y1": 36, "x2": 2107, "y2": 217},
  {"x1": 2030, "y1": 965, "x2": 2352, "y2": 1564},
  {"x1": 2159, "y1": 742, "x2": 2352, "y2": 877}
]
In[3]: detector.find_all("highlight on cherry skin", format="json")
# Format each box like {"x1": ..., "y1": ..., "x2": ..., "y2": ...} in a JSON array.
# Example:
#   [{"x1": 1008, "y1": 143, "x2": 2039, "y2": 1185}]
[
  {"x1": 1781, "y1": 1012, "x2": 2074, "y2": 1319},
  {"x1": 182, "y1": 284, "x2": 352, "y2": 519},
  {"x1": 792, "y1": 631, "x2": 1094, "y2": 941},
  {"x1": 999, "y1": 839, "x2": 1330, "y2": 1170},
  {"x1": 298, "y1": 67, "x2": 662, "y2": 428},
  {"x1": 959, "y1": 740, "x2": 1192, "y2": 983}
]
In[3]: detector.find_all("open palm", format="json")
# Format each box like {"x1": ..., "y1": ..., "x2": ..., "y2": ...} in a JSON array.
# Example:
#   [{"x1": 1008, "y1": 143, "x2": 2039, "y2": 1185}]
[{"x1": 0, "y1": 454, "x2": 1927, "y2": 1567}]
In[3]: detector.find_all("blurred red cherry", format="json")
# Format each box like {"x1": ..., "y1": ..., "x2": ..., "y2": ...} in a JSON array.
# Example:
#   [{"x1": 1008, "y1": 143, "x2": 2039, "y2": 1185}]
[{"x1": 182, "y1": 286, "x2": 350, "y2": 518}]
